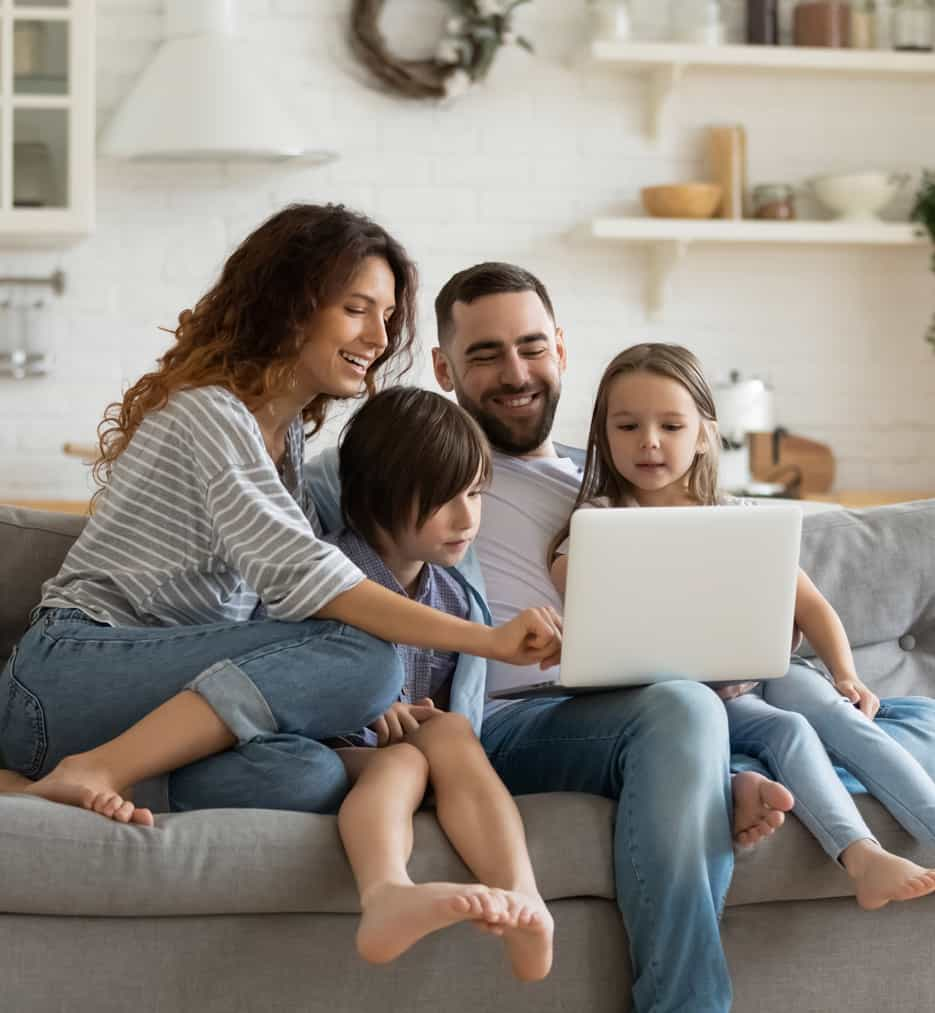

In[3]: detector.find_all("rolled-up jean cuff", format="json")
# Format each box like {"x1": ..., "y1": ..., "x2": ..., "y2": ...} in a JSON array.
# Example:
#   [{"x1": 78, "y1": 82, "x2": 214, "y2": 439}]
[{"x1": 186, "y1": 659, "x2": 277, "y2": 744}]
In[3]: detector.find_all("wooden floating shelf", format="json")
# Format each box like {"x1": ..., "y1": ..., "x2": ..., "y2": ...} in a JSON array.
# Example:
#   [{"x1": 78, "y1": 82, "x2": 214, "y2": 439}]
[
  {"x1": 590, "y1": 217, "x2": 926, "y2": 316},
  {"x1": 590, "y1": 40, "x2": 935, "y2": 137},
  {"x1": 591, "y1": 218, "x2": 924, "y2": 244}
]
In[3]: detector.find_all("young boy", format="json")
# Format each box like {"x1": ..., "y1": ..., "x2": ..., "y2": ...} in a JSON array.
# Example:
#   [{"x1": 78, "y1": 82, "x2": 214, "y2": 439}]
[{"x1": 326, "y1": 386, "x2": 554, "y2": 982}]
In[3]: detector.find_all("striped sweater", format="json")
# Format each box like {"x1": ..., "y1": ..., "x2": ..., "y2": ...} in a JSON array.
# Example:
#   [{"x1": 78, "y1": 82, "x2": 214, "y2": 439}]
[{"x1": 40, "y1": 385, "x2": 363, "y2": 627}]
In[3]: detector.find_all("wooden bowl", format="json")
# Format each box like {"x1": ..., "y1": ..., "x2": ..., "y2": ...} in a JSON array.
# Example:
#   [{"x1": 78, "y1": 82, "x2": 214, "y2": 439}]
[{"x1": 641, "y1": 183, "x2": 723, "y2": 219}]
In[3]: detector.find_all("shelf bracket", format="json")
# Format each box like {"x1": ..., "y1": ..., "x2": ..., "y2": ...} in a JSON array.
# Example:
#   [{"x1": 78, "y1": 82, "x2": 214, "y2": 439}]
[
  {"x1": 646, "y1": 64, "x2": 683, "y2": 140},
  {"x1": 646, "y1": 240, "x2": 688, "y2": 319}
]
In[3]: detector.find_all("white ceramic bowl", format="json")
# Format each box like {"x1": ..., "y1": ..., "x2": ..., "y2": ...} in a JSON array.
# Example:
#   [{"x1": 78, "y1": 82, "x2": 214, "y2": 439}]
[{"x1": 808, "y1": 171, "x2": 909, "y2": 223}]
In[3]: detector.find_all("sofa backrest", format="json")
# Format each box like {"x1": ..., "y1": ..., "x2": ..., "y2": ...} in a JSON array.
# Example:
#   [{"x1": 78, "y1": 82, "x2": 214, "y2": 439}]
[
  {"x1": 1, "y1": 507, "x2": 86, "y2": 663},
  {"x1": 796, "y1": 499, "x2": 935, "y2": 699},
  {"x1": 1, "y1": 502, "x2": 934, "y2": 699}
]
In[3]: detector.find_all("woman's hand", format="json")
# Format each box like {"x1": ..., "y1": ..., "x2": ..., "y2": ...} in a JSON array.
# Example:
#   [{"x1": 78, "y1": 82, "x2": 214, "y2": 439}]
[
  {"x1": 488, "y1": 607, "x2": 563, "y2": 670},
  {"x1": 369, "y1": 699, "x2": 439, "y2": 747},
  {"x1": 834, "y1": 676, "x2": 880, "y2": 719}
]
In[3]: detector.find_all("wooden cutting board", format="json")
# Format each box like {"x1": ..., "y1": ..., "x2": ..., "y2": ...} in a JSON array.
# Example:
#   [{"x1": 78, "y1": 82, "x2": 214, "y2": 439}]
[{"x1": 749, "y1": 430, "x2": 835, "y2": 495}]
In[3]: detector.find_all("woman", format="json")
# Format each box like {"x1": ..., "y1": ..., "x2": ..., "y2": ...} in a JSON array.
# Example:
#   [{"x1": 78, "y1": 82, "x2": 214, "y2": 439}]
[{"x1": 0, "y1": 204, "x2": 561, "y2": 826}]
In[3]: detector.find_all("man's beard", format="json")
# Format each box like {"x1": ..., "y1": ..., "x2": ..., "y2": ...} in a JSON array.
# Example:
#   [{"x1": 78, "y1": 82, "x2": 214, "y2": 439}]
[{"x1": 453, "y1": 382, "x2": 560, "y2": 456}]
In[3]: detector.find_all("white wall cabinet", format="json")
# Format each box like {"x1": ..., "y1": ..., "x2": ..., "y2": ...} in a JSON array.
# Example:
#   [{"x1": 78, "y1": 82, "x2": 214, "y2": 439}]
[{"x1": 0, "y1": 0, "x2": 94, "y2": 247}]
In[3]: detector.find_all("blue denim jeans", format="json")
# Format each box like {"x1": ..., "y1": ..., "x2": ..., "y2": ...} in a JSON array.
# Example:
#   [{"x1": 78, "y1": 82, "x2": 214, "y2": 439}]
[
  {"x1": 727, "y1": 662, "x2": 935, "y2": 860},
  {"x1": 0, "y1": 608, "x2": 404, "y2": 814},
  {"x1": 481, "y1": 681, "x2": 734, "y2": 1013}
]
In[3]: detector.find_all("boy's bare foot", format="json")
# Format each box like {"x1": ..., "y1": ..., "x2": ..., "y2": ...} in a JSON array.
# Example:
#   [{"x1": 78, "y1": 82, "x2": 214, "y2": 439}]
[
  {"x1": 842, "y1": 839, "x2": 935, "y2": 911},
  {"x1": 495, "y1": 890, "x2": 554, "y2": 982},
  {"x1": 0, "y1": 770, "x2": 32, "y2": 792},
  {"x1": 356, "y1": 881, "x2": 507, "y2": 964},
  {"x1": 19, "y1": 755, "x2": 154, "y2": 827},
  {"x1": 732, "y1": 771, "x2": 795, "y2": 847}
]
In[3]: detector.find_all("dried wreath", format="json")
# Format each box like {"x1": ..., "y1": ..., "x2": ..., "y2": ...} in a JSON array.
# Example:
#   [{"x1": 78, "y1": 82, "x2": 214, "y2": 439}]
[{"x1": 349, "y1": 0, "x2": 533, "y2": 101}]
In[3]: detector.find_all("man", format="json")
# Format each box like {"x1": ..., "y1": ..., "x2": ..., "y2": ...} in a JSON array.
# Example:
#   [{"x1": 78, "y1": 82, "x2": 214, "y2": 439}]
[
  {"x1": 429, "y1": 263, "x2": 791, "y2": 1013},
  {"x1": 306, "y1": 264, "x2": 790, "y2": 1013}
]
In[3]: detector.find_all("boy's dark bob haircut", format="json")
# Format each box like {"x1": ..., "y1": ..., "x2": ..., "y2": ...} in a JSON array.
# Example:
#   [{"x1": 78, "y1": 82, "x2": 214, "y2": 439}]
[{"x1": 339, "y1": 386, "x2": 492, "y2": 546}]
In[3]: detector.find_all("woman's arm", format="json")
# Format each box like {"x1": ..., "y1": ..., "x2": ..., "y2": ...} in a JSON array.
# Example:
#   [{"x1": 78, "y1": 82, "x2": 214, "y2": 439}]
[
  {"x1": 315, "y1": 579, "x2": 562, "y2": 669},
  {"x1": 793, "y1": 568, "x2": 879, "y2": 717}
]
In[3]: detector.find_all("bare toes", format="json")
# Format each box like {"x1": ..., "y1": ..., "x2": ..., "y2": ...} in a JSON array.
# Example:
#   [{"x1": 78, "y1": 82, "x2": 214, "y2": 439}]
[{"x1": 113, "y1": 800, "x2": 136, "y2": 824}]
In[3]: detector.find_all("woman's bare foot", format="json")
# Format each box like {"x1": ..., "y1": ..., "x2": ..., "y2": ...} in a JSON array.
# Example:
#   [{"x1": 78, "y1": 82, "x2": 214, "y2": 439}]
[
  {"x1": 732, "y1": 771, "x2": 795, "y2": 847},
  {"x1": 19, "y1": 755, "x2": 153, "y2": 826},
  {"x1": 842, "y1": 839, "x2": 935, "y2": 911},
  {"x1": 0, "y1": 770, "x2": 32, "y2": 792},
  {"x1": 496, "y1": 890, "x2": 554, "y2": 982},
  {"x1": 356, "y1": 881, "x2": 507, "y2": 964}
]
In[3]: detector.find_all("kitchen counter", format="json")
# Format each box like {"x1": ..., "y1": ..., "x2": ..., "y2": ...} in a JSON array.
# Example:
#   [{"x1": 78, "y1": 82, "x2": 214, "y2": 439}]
[
  {"x1": 3, "y1": 491, "x2": 933, "y2": 518},
  {"x1": 2, "y1": 499, "x2": 90, "y2": 514}
]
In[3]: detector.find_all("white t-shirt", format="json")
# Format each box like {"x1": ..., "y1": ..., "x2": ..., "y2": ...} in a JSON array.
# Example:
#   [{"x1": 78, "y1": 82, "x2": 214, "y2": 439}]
[{"x1": 473, "y1": 451, "x2": 582, "y2": 708}]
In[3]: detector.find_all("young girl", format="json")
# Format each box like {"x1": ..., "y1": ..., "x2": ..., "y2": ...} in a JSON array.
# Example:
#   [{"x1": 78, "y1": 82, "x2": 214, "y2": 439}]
[
  {"x1": 0, "y1": 203, "x2": 560, "y2": 828},
  {"x1": 549, "y1": 342, "x2": 935, "y2": 912},
  {"x1": 325, "y1": 386, "x2": 552, "y2": 981}
]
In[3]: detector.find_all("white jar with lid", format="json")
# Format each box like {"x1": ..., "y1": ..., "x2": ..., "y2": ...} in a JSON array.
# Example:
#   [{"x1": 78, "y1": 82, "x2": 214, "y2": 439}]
[
  {"x1": 671, "y1": 0, "x2": 727, "y2": 43},
  {"x1": 892, "y1": 0, "x2": 934, "y2": 50},
  {"x1": 590, "y1": 0, "x2": 633, "y2": 39}
]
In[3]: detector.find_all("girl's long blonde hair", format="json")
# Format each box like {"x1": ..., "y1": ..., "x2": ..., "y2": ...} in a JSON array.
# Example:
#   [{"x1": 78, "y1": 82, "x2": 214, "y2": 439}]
[
  {"x1": 549, "y1": 343, "x2": 721, "y2": 564},
  {"x1": 92, "y1": 204, "x2": 418, "y2": 499}
]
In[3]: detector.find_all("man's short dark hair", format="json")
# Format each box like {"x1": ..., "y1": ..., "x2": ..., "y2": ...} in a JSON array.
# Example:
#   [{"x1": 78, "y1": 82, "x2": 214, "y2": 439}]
[
  {"x1": 434, "y1": 262, "x2": 556, "y2": 348},
  {"x1": 339, "y1": 386, "x2": 492, "y2": 546}
]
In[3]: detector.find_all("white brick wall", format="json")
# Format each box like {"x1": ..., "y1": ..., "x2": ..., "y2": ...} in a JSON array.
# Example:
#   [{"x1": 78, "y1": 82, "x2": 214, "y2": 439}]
[{"x1": 2, "y1": 0, "x2": 934, "y2": 500}]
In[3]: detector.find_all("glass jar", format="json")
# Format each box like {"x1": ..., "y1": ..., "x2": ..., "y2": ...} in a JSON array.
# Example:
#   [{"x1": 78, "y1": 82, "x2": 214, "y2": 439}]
[
  {"x1": 752, "y1": 184, "x2": 797, "y2": 219},
  {"x1": 892, "y1": 0, "x2": 933, "y2": 50},
  {"x1": 793, "y1": 1, "x2": 852, "y2": 46},
  {"x1": 850, "y1": 0, "x2": 877, "y2": 46},
  {"x1": 747, "y1": 0, "x2": 780, "y2": 42},
  {"x1": 875, "y1": 0, "x2": 894, "y2": 45}
]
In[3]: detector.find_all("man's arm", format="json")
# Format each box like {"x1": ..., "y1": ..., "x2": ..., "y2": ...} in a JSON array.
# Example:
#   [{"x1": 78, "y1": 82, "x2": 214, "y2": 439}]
[{"x1": 304, "y1": 446, "x2": 342, "y2": 534}]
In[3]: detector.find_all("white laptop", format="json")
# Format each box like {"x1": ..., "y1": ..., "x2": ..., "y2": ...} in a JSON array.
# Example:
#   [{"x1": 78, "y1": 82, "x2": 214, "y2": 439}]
[{"x1": 489, "y1": 504, "x2": 802, "y2": 699}]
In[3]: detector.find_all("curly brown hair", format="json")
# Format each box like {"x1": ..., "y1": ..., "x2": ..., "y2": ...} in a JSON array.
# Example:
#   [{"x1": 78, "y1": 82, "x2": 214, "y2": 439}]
[{"x1": 93, "y1": 203, "x2": 419, "y2": 495}]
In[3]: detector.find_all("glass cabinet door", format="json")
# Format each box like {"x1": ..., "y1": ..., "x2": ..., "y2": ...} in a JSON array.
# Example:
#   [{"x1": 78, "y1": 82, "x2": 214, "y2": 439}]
[
  {"x1": 13, "y1": 109, "x2": 68, "y2": 209},
  {"x1": 14, "y1": 18, "x2": 69, "y2": 96},
  {"x1": 0, "y1": 1, "x2": 93, "y2": 245}
]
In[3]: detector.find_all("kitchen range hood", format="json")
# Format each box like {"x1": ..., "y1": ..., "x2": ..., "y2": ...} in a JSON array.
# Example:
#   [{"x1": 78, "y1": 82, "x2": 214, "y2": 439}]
[{"x1": 99, "y1": 0, "x2": 332, "y2": 162}]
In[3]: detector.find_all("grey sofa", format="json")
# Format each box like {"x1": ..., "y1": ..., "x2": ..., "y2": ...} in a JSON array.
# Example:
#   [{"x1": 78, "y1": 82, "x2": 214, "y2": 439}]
[{"x1": 2, "y1": 502, "x2": 935, "y2": 1013}]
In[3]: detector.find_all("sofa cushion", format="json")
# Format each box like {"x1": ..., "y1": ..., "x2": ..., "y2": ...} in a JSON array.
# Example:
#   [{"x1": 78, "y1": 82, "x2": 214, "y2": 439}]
[
  {"x1": 3, "y1": 790, "x2": 933, "y2": 917},
  {"x1": 0, "y1": 792, "x2": 616, "y2": 917}
]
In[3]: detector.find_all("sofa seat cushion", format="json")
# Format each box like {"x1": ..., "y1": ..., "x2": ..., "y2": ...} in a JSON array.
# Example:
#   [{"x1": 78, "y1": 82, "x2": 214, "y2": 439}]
[
  {"x1": 730, "y1": 792, "x2": 935, "y2": 906},
  {"x1": 3, "y1": 791, "x2": 934, "y2": 918},
  {"x1": 0, "y1": 792, "x2": 616, "y2": 917}
]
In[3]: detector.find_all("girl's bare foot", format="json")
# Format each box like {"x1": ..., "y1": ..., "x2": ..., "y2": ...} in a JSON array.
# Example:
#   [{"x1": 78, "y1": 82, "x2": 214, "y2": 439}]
[
  {"x1": 0, "y1": 770, "x2": 32, "y2": 792},
  {"x1": 20, "y1": 755, "x2": 153, "y2": 827},
  {"x1": 356, "y1": 881, "x2": 507, "y2": 964},
  {"x1": 732, "y1": 771, "x2": 795, "y2": 847},
  {"x1": 842, "y1": 839, "x2": 935, "y2": 911},
  {"x1": 496, "y1": 890, "x2": 554, "y2": 982}
]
